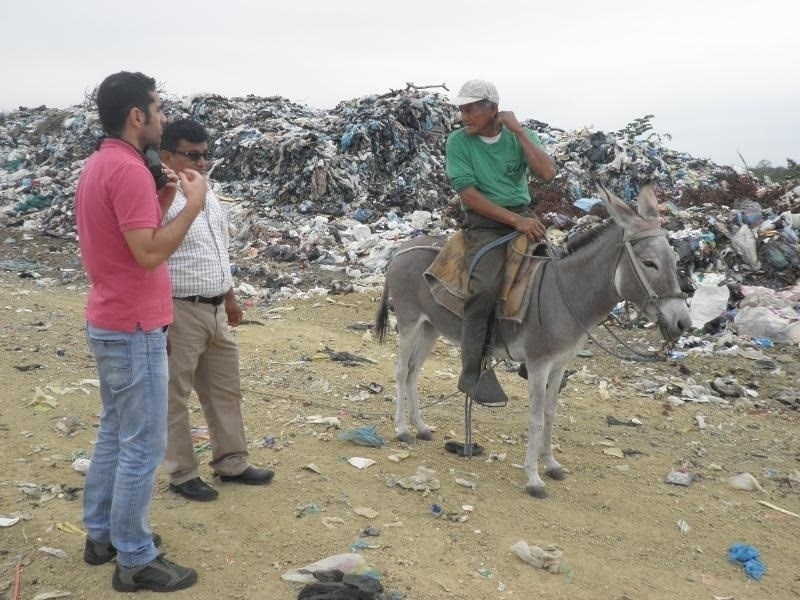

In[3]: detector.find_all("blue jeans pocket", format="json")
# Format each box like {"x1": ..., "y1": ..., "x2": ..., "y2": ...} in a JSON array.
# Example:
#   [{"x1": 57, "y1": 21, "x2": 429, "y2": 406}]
[{"x1": 89, "y1": 337, "x2": 133, "y2": 392}]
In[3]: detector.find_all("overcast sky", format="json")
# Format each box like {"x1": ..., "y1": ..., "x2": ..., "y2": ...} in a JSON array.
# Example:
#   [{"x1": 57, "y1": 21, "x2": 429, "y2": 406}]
[{"x1": 1, "y1": 0, "x2": 797, "y2": 167}]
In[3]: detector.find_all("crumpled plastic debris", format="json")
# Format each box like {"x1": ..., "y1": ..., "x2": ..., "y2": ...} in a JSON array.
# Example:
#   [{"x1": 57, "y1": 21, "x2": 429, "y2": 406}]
[
  {"x1": 281, "y1": 553, "x2": 374, "y2": 583},
  {"x1": 510, "y1": 540, "x2": 564, "y2": 573},
  {"x1": 728, "y1": 543, "x2": 766, "y2": 580},
  {"x1": 386, "y1": 466, "x2": 440, "y2": 491},
  {"x1": 338, "y1": 424, "x2": 385, "y2": 448},
  {"x1": 297, "y1": 572, "x2": 384, "y2": 600}
]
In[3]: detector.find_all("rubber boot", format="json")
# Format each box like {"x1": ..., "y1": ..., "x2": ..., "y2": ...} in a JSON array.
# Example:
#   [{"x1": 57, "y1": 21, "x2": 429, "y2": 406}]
[{"x1": 457, "y1": 319, "x2": 507, "y2": 407}]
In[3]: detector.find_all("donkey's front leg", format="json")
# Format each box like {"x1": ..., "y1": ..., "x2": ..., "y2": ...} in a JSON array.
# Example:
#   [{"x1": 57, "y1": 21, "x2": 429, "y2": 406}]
[{"x1": 524, "y1": 371, "x2": 549, "y2": 498}]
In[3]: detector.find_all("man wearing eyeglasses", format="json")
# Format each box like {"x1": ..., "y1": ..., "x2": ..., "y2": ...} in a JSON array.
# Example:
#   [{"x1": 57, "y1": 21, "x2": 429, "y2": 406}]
[{"x1": 159, "y1": 119, "x2": 274, "y2": 502}]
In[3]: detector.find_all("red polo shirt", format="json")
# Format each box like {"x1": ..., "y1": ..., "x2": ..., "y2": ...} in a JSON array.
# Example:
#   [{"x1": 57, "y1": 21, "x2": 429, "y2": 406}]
[{"x1": 75, "y1": 139, "x2": 172, "y2": 332}]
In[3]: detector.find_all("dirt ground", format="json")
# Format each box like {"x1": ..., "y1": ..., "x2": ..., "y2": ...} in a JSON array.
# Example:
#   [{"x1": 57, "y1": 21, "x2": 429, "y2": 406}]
[{"x1": 1, "y1": 227, "x2": 800, "y2": 600}]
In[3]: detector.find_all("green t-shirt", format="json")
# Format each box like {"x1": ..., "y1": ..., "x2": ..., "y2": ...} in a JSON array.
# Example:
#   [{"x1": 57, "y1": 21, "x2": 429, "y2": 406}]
[{"x1": 445, "y1": 127, "x2": 544, "y2": 211}]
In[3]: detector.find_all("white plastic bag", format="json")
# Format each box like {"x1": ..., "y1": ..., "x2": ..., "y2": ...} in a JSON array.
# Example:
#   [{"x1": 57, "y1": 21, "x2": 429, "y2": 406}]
[
  {"x1": 734, "y1": 306, "x2": 800, "y2": 344},
  {"x1": 281, "y1": 553, "x2": 367, "y2": 583},
  {"x1": 688, "y1": 284, "x2": 729, "y2": 329}
]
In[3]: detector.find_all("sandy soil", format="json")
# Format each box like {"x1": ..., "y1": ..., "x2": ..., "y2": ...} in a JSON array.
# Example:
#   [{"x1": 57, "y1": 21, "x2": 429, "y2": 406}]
[{"x1": 1, "y1": 228, "x2": 799, "y2": 600}]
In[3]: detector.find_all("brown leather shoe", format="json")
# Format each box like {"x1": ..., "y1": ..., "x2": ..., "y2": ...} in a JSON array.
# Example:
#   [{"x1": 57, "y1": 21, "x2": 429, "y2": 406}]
[
  {"x1": 214, "y1": 466, "x2": 274, "y2": 485},
  {"x1": 169, "y1": 477, "x2": 218, "y2": 501}
]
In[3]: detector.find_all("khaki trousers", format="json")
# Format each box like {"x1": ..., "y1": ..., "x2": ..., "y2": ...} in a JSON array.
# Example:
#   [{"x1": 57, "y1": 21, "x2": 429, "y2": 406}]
[{"x1": 164, "y1": 300, "x2": 248, "y2": 485}]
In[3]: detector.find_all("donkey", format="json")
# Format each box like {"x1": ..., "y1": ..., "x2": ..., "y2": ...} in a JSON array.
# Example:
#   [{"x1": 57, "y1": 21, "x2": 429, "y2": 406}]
[{"x1": 374, "y1": 184, "x2": 691, "y2": 498}]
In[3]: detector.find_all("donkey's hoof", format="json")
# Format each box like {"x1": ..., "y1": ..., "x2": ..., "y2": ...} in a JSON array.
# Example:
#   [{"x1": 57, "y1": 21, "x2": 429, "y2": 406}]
[
  {"x1": 416, "y1": 430, "x2": 433, "y2": 442},
  {"x1": 525, "y1": 484, "x2": 548, "y2": 499},
  {"x1": 395, "y1": 432, "x2": 415, "y2": 444},
  {"x1": 545, "y1": 467, "x2": 566, "y2": 481}
]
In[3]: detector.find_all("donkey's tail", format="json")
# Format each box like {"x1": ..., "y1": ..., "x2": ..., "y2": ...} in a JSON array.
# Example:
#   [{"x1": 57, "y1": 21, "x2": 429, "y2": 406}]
[{"x1": 374, "y1": 282, "x2": 391, "y2": 344}]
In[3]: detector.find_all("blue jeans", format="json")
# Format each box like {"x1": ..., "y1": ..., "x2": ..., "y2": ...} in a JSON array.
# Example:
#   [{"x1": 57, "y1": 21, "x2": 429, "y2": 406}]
[{"x1": 83, "y1": 323, "x2": 168, "y2": 568}]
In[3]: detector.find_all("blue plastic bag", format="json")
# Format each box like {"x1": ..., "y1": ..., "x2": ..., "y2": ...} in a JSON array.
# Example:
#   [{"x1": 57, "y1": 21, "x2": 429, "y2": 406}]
[
  {"x1": 338, "y1": 424, "x2": 385, "y2": 448},
  {"x1": 728, "y1": 543, "x2": 765, "y2": 580}
]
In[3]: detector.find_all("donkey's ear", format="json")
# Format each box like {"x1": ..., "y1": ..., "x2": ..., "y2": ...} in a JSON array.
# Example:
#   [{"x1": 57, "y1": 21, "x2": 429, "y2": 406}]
[
  {"x1": 637, "y1": 183, "x2": 660, "y2": 220},
  {"x1": 596, "y1": 183, "x2": 638, "y2": 230}
]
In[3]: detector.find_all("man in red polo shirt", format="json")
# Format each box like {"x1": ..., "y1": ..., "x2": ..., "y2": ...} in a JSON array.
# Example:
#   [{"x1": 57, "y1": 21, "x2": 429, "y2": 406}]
[{"x1": 75, "y1": 71, "x2": 206, "y2": 593}]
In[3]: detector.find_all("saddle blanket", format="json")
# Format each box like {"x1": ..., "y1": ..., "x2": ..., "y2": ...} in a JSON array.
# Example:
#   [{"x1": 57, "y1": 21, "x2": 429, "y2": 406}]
[{"x1": 423, "y1": 231, "x2": 546, "y2": 322}]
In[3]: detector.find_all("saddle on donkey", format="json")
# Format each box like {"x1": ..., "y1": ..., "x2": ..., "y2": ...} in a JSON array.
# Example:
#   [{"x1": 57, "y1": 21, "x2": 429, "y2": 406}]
[{"x1": 423, "y1": 232, "x2": 548, "y2": 406}]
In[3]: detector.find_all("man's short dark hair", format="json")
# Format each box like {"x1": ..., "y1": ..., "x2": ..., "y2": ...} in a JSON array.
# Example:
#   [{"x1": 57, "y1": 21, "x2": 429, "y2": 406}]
[
  {"x1": 161, "y1": 119, "x2": 209, "y2": 151},
  {"x1": 96, "y1": 71, "x2": 157, "y2": 137},
  {"x1": 478, "y1": 100, "x2": 498, "y2": 112}
]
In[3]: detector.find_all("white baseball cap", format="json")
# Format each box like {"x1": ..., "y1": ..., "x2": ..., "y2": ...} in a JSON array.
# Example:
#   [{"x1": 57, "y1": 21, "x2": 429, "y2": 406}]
[{"x1": 451, "y1": 79, "x2": 499, "y2": 106}]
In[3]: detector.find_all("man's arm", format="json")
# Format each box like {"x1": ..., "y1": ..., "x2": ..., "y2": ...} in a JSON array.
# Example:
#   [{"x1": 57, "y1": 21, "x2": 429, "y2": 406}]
[
  {"x1": 497, "y1": 111, "x2": 556, "y2": 182},
  {"x1": 123, "y1": 169, "x2": 207, "y2": 270},
  {"x1": 459, "y1": 186, "x2": 546, "y2": 241}
]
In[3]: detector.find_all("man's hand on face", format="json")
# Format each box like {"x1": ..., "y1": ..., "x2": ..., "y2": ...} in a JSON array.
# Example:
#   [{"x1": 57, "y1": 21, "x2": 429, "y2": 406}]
[
  {"x1": 179, "y1": 169, "x2": 206, "y2": 214},
  {"x1": 495, "y1": 111, "x2": 524, "y2": 134}
]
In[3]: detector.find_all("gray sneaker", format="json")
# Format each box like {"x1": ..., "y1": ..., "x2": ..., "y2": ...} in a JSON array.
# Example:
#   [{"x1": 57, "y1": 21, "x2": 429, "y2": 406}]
[
  {"x1": 84, "y1": 533, "x2": 162, "y2": 565},
  {"x1": 112, "y1": 555, "x2": 197, "y2": 593}
]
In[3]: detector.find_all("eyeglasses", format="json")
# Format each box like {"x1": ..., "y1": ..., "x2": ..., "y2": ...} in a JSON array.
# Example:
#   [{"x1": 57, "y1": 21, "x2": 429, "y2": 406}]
[{"x1": 170, "y1": 150, "x2": 210, "y2": 161}]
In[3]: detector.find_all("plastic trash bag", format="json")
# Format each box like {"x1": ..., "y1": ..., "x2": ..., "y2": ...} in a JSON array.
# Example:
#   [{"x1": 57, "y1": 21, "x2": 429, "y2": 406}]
[
  {"x1": 338, "y1": 424, "x2": 385, "y2": 448},
  {"x1": 734, "y1": 306, "x2": 800, "y2": 345}
]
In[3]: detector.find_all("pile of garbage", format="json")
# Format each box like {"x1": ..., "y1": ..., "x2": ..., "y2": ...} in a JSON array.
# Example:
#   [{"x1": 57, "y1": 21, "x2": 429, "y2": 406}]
[{"x1": 2, "y1": 86, "x2": 799, "y2": 312}]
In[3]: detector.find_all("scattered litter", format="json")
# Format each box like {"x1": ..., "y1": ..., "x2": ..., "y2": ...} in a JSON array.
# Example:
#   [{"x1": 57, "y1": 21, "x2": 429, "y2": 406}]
[
  {"x1": 17, "y1": 482, "x2": 81, "y2": 503},
  {"x1": 71, "y1": 458, "x2": 90, "y2": 474},
  {"x1": 29, "y1": 386, "x2": 57, "y2": 411},
  {"x1": 296, "y1": 571, "x2": 383, "y2": 600},
  {"x1": 361, "y1": 527, "x2": 381, "y2": 537},
  {"x1": 338, "y1": 424, "x2": 385, "y2": 448},
  {"x1": 302, "y1": 463, "x2": 322, "y2": 474},
  {"x1": 32, "y1": 592, "x2": 72, "y2": 600},
  {"x1": 677, "y1": 519, "x2": 691, "y2": 533},
  {"x1": 454, "y1": 477, "x2": 477, "y2": 491},
  {"x1": 728, "y1": 543, "x2": 766, "y2": 580},
  {"x1": 39, "y1": 547, "x2": 68, "y2": 559},
  {"x1": 606, "y1": 416, "x2": 641, "y2": 427},
  {"x1": 602, "y1": 446, "x2": 625, "y2": 459},
  {"x1": 281, "y1": 553, "x2": 371, "y2": 583},
  {"x1": 758, "y1": 500, "x2": 800, "y2": 519},
  {"x1": 353, "y1": 506, "x2": 379, "y2": 519},
  {"x1": 665, "y1": 470, "x2": 694, "y2": 486},
  {"x1": 321, "y1": 517, "x2": 346, "y2": 529},
  {"x1": 727, "y1": 472, "x2": 765, "y2": 492},
  {"x1": 386, "y1": 466, "x2": 440, "y2": 491},
  {"x1": 54, "y1": 521, "x2": 85, "y2": 535},
  {"x1": 510, "y1": 540, "x2": 564, "y2": 574},
  {"x1": 319, "y1": 346, "x2": 377, "y2": 366},
  {"x1": 0, "y1": 515, "x2": 21, "y2": 527},
  {"x1": 295, "y1": 503, "x2": 320, "y2": 518},
  {"x1": 387, "y1": 450, "x2": 410, "y2": 462},
  {"x1": 53, "y1": 416, "x2": 87, "y2": 437},
  {"x1": 303, "y1": 415, "x2": 341, "y2": 428},
  {"x1": 347, "y1": 457, "x2": 376, "y2": 470},
  {"x1": 349, "y1": 539, "x2": 383, "y2": 551}
]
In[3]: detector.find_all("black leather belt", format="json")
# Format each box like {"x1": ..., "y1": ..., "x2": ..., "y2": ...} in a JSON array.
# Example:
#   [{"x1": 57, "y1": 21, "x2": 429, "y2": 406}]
[{"x1": 175, "y1": 295, "x2": 225, "y2": 306}]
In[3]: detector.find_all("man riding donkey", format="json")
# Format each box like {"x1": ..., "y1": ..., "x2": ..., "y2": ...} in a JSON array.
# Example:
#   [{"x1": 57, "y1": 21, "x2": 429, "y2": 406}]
[{"x1": 445, "y1": 79, "x2": 556, "y2": 406}]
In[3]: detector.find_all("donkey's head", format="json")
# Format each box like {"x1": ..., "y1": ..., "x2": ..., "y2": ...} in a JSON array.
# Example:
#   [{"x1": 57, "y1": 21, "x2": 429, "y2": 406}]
[{"x1": 598, "y1": 183, "x2": 691, "y2": 342}]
